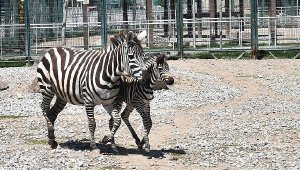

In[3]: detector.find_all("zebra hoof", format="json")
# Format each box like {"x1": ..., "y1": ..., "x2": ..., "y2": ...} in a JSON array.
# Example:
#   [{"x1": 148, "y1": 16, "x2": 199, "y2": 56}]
[
  {"x1": 90, "y1": 143, "x2": 98, "y2": 150},
  {"x1": 145, "y1": 147, "x2": 150, "y2": 153},
  {"x1": 135, "y1": 139, "x2": 142, "y2": 149},
  {"x1": 48, "y1": 140, "x2": 58, "y2": 149},
  {"x1": 137, "y1": 143, "x2": 143, "y2": 150},
  {"x1": 111, "y1": 145, "x2": 119, "y2": 154},
  {"x1": 102, "y1": 135, "x2": 111, "y2": 144},
  {"x1": 144, "y1": 144, "x2": 150, "y2": 153}
]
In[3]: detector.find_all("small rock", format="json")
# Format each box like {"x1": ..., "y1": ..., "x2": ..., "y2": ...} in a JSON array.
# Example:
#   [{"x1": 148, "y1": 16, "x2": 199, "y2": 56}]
[
  {"x1": 28, "y1": 77, "x2": 40, "y2": 93},
  {"x1": 0, "y1": 80, "x2": 9, "y2": 91}
]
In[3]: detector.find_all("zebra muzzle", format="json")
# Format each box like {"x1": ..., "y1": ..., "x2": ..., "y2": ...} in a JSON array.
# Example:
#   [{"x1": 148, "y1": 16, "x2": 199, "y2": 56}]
[{"x1": 164, "y1": 76, "x2": 174, "y2": 85}]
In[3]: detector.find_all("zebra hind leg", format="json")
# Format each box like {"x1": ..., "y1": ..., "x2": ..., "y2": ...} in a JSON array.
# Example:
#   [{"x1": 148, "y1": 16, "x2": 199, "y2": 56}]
[
  {"x1": 41, "y1": 91, "x2": 54, "y2": 147},
  {"x1": 44, "y1": 96, "x2": 67, "y2": 149},
  {"x1": 85, "y1": 104, "x2": 98, "y2": 150},
  {"x1": 121, "y1": 105, "x2": 142, "y2": 149}
]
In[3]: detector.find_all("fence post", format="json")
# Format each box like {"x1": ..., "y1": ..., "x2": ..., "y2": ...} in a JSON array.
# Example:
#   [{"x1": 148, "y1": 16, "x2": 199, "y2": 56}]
[
  {"x1": 24, "y1": 0, "x2": 31, "y2": 64},
  {"x1": 101, "y1": 0, "x2": 107, "y2": 48},
  {"x1": 176, "y1": 0, "x2": 183, "y2": 57},
  {"x1": 192, "y1": 0, "x2": 196, "y2": 49},
  {"x1": 251, "y1": 0, "x2": 258, "y2": 60}
]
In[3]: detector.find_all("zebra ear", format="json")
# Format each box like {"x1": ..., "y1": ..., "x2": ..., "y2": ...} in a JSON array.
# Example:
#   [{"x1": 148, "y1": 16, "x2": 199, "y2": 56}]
[
  {"x1": 137, "y1": 30, "x2": 147, "y2": 41},
  {"x1": 109, "y1": 36, "x2": 118, "y2": 46}
]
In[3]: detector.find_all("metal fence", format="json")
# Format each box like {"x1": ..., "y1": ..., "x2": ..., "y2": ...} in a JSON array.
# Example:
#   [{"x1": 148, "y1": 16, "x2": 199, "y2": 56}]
[{"x1": 1, "y1": 0, "x2": 300, "y2": 59}]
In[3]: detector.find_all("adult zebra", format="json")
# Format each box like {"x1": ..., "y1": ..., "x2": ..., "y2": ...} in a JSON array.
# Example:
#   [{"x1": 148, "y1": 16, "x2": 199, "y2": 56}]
[
  {"x1": 37, "y1": 31, "x2": 148, "y2": 150},
  {"x1": 102, "y1": 54, "x2": 174, "y2": 153}
]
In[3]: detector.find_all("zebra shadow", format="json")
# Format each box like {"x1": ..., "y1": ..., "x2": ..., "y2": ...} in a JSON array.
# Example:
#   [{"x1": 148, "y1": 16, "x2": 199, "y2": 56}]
[{"x1": 59, "y1": 138, "x2": 186, "y2": 158}]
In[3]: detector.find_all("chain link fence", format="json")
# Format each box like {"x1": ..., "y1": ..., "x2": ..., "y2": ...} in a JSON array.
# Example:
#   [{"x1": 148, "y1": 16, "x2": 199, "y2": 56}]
[{"x1": 1, "y1": 0, "x2": 300, "y2": 59}]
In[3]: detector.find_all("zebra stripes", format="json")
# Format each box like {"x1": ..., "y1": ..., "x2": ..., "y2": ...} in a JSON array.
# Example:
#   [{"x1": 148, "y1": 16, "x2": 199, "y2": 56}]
[
  {"x1": 102, "y1": 54, "x2": 174, "y2": 153},
  {"x1": 37, "y1": 31, "x2": 148, "y2": 150}
]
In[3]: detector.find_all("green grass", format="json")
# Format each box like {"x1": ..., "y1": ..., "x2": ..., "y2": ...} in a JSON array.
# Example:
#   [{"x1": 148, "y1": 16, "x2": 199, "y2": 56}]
[
  {"x1": 0, "y1": 61, "x2": 27, "y2": 68},
  {"x1": 268, "y1": 50, "x2": 300, "y2": 59},
  {"x1": 97, "y1": 166, "x2": 122, "y2": 170},
  {"x1": 167, "y1": 49, "x2": 300, "y2": 60},
  {"x1": 0, "y1": 58, "x2": 34, "y2": 68},
  {"x1": 0, "y1": 115, "x2": 25, "y2": 120},
  {"x1": 175, "y1": 51, "x2": 251, "y2": 59},
  {"x1": 26, "y1": 139, "x2": 48, "y2": 145},
  {"x1": 169, "y1": 152, "x2": 183, "y2": 161}
]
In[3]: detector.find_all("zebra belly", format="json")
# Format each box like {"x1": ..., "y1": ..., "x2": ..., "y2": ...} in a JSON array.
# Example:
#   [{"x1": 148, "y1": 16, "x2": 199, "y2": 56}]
[
  {"x1": 52, "y1": 84, "x2": 85, "y2": 105},
  {"x1": 89, "y1": 88, "x2": 120, "y2": 105}
]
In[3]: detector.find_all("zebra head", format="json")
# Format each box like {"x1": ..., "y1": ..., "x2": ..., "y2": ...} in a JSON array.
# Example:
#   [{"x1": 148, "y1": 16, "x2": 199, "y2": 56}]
[
  {"x1": 122, "y1": 31, "x2": 148, "y2": 78},
  {"x1": 140, "y1": 53, "x2": 174, "y2": 87},
  {"x1": 155, "y1": 54, "x2": 174, "y2": 85}
]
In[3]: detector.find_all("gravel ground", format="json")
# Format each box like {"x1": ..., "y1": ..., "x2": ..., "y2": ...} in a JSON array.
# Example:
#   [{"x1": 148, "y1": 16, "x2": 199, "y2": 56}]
[{"x1": 0, "y1": 59, "x2": 300, "y2": 169}]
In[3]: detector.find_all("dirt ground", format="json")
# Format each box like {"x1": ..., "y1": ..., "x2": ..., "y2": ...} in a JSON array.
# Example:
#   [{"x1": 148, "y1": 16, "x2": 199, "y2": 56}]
[
  {"x1": 112, "y1": 59, "x2": 300, "y2": 169},
  {"x1": 1, "y1": 59, "x2": 300, "y2": 169}
]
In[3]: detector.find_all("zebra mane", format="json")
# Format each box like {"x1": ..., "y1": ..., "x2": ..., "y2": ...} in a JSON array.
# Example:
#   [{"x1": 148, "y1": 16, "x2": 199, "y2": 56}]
[
  {"x1": 143, "y1": 53, "x2": 167, "y2": 67},
  {"x1": 109, "y1": 32, "x2": 126, "y2": 47},
  {"x1": 109, "y1": 31, "x2": 142, "y2": 48}
]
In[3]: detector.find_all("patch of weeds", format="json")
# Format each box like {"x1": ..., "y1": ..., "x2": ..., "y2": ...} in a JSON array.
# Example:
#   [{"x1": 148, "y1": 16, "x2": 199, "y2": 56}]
[
  {"x1": 0, "y1": 115, "x2": 25, "y2": 120},
  {"x1": 98, "y1": 165, "x2": 122, "y2": 170},
  {"x1": 26, "y1": 139, "x2": 48, "y2": 145},
  {"x1": 236, "y1": 74, "x2": 261, "y2": 79},
  {"x1": 29, "y1": 127, "x2": 39, "y2": 131},
  {"x1": 169, "y1": 152, "x2": 183, "y2": 161}
]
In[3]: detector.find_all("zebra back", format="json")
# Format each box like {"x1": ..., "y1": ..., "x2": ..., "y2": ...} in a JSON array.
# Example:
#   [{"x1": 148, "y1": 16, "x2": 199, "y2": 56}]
[{"x1": 37, "y1": 31, "x2": 149, "y2": 105}]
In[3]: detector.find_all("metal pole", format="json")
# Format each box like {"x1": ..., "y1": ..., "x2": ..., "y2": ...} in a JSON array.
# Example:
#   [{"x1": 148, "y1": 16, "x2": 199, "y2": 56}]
[
  {"x1": 192, "y1": 0, "x2": 196, "y2": 49},
  {"x1": 133, "y1": 0, "x2": 136, "y2": 24},
  {"x1": 297, "y1": 0, "x2": 299, "y2": 16},
  {"x1": 229, "y1": 0, "x2": 232, "y2": 37},
  {"x1": 177, "y1": 0, "x2": 183, "y2": 57},
  {"x1": 24, "y1": 0, "x2": 31, "y2": 65},
  {"x1": 251, "y1": 0, "x2": 258, "y2": 59},
  {"x1": 83, "y1": 3, "x2": 89, "y2": 50},
  {"x1": 219, "y1": 0, "x2": 223, "y2": 50},
  {"x1": 101, "y1": 0, "x2": 107, "y2": 48}
]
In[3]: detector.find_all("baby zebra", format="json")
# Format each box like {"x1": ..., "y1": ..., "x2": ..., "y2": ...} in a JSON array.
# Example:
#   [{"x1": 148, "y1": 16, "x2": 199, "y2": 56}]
[{"x1": 102, "y1": 54, "x2": 174, "y2": 153}]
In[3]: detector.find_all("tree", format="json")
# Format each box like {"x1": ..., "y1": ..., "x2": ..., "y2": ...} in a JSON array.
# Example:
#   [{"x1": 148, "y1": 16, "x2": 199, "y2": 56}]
[
  {"x1": 239, "y1": 0, "x2": 244, "y2": 31},
  {"x1": 187, "y1": 0, "x2": 192, "y2": 38},
  {"x1": 269, "y1": 0, "x2": 276, "y2": 44},
  {"x1": 62, "y1": 0, "x2": 68, "y2": 46},
  {"x1": 163, "y1": 0, "x2": 168, "y2": 37},
  {"x1": 209, "y1": 0, "x2": 217, "y2": 40},
  {"x1": 18, "y1": 0, "x2": 25, "y2": 52},
  {"x1": 225, "y1": 0, "x2": 230, "y2": 38},
  {"x1": 196, "y1": 0, "x2": 202, "y2": 36},
  {"x1": 146, "y1": 0, "x2": 154, "y2": 47},
  {"x1": 122, "y1": 0, "x2": 128, "y2": 29}
]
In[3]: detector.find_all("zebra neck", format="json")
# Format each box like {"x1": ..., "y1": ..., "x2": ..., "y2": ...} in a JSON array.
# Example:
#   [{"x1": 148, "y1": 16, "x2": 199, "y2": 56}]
[
  {"x1": 148, "y1": 65, "x2": 159, "y2": 89},
  {"x1": 111, "y1": 45, "x2": 127, "y2": 76}
]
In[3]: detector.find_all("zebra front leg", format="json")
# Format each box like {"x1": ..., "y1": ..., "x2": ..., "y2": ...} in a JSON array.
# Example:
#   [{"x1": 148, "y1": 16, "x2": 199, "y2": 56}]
[
  {"x1": 121, "y1": 105, "x2": 142, "y2": 149},
  {"x1": 102, "y1": 104, "x2": 114, "y2": 144},
  {"x1": 101, "y1": 116, "x2": 113, "y2": 144},
  {"x1": 109, "y1": 106, "x2": 122, "y2": 153},
  {"x1": 136, "y1": 103, "x2": 152, "y2": 153},
  {"x1": 85, "y1": 104, "x2": 97, "y2": 149},
  {"x1": 102, "y1": 101, "x2": 122, "y2": 153}
]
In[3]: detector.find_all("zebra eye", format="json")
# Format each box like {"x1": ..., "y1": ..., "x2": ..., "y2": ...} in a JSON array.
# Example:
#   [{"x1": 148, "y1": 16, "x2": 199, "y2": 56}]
[{"x1": 128, "y1": 54, "x2": 134, "y2": 59}]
